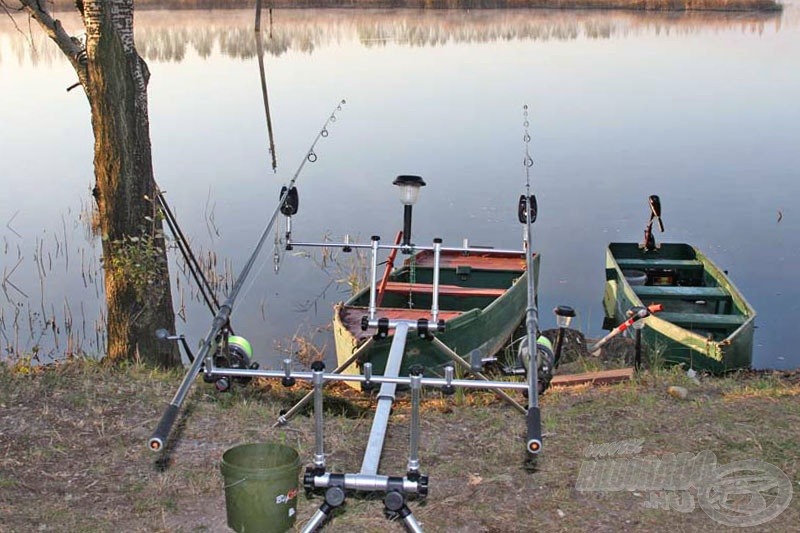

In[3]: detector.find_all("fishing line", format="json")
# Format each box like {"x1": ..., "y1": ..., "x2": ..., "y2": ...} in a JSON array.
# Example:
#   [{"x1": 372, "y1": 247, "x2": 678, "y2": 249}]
[{"x1": 228, "y1": 99, "x2": 346, "y2": 301}]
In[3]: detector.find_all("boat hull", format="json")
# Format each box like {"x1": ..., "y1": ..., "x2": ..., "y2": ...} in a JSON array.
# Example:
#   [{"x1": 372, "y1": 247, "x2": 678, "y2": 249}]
[
  {"x1": 603, "y1": 243, "x2": 755, "y2": 372},
  {"x1": 333, "y1": 250, "x2": 537, "y2": 381}
]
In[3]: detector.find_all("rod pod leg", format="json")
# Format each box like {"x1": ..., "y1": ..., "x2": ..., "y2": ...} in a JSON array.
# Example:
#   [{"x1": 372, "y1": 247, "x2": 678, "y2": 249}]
[
  {"x1": 407, "y1": 365, "x2": 423, "y2": 475},
  {"x1": 301, "y1": 486, "x2": 346, "y2": 533},
  {"x1": 311, "y1": 361, "x2": 326, "y2": 470},
  {"x1": 384, "y1": 491, "x2": 424, "y2": 533}
]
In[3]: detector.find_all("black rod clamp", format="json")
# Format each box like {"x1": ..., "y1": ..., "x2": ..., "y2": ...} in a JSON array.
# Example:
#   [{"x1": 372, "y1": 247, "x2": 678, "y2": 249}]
[
  {"x1": 416, "y1": 318, "x2": 430, "y2": 339},
  {"x1": 375, "y1": 317, "x2": 390, "y2": 339}
]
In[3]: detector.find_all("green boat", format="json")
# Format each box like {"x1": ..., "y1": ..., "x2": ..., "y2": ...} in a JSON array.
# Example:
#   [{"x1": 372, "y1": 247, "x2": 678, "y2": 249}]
[
  {"x1": 333, "y1": 248, "x2": 538, "y2": 384},
  {"x1": 603, "y1": 242, "x2": 756, "y2": 372}
]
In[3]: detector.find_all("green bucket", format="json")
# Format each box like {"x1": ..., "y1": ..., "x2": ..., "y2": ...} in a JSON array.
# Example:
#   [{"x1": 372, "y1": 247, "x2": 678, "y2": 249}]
[{"x1": 220, "y1": 442, "x2": 301, "y2": 533}]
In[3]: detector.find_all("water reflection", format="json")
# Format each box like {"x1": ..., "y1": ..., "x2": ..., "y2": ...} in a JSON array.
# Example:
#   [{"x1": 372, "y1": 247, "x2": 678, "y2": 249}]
[
  {"x1": 256, "y1": 31, "x2": 278, "y2": 171},
  {"x1": 2, "y1": 7, "x2": 798, "y2": 369},
  {"x1": 0, "y1": 8, "x2": 786, "y2": 65}
]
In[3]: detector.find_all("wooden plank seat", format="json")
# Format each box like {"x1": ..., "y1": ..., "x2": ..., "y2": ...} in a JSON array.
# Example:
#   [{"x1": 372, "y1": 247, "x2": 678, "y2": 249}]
[
  {"x1": 656, "y1": 312, "x2": 748, "y2": 328},
  {"x1": 411, "y1": 250, "x2": 526, "y2": 271},
  {"x1": 633, "y1": 286, "x2": 729, "y2": 301},
  {"x1": 616, "y1": 259, "x2": 704, "y2": 271},
  {"x1": 383, "y1": 281, "x2": 505, "y2": 298}
]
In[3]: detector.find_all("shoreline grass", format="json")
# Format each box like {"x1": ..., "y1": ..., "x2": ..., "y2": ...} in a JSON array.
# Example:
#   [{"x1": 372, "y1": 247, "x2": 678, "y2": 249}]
[{"x1": 1, "y1": 358, "x2": 797, "y2": 531}]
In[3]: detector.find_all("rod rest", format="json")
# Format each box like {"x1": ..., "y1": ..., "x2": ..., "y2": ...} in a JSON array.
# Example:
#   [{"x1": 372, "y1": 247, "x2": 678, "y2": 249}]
[
  {"x1": 304, "y1": 470, "x2": 429, "y2": 499},
  {"x1": 360, "y1": 316, "x2": 446, "y2": 337}
]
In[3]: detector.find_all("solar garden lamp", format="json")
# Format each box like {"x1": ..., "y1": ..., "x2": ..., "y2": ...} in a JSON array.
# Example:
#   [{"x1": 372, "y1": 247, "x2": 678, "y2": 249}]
[
  {"x1": 553, "y1": 305, "x2": 575, "y2": 368},
  {"x1": 393, "y1": 175, "x2": 426, "y2": 252}
]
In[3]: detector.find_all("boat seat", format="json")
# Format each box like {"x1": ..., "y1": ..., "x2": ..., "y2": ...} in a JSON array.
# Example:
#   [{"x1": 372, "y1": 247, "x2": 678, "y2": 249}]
[
  {"x1": 656, "y1": 312, "x2": 748, "y2": 328},
  {"x1": 633, "y1": 286, "x2": 729, "y2": 301},
  {"x1": 616, "y1": 259, "x2": 704, "y2": 271},
  {"x1": 382, "y1": 281, "x2": 505, "y2": 298}
]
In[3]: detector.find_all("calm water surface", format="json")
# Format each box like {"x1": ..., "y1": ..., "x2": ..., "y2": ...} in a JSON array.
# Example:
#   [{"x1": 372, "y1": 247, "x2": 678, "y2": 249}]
[{"x1": 1, "y1": 7, "x2": 798, "y2": 369}]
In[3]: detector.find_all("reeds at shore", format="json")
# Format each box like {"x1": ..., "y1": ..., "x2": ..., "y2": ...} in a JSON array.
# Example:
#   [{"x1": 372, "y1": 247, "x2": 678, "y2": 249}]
[{"x1": 43, "y1": 0, "x2": 783, "y2": 12}]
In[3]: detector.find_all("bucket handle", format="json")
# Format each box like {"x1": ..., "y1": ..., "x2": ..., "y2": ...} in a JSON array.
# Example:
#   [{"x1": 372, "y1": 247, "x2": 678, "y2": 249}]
[{"x1": 224, "y1": 477, "x2": 248, "y2": 489}]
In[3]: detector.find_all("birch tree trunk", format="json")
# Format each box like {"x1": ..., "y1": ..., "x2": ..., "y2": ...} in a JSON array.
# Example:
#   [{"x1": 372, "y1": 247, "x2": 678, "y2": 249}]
[{"x1": 16, "y1": 0, "x2": 179, "y2": 367}]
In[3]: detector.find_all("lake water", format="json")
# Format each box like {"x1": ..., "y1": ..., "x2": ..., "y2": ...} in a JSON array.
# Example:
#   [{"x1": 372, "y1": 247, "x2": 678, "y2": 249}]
[{"x1": 1, "y1": 6, "x2": 798, "y2": 370}]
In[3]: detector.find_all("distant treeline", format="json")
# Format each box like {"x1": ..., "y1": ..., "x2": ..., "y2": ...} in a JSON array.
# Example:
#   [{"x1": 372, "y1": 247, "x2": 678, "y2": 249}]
[{"x1": 42, "y1": 0, "x2": 783, "y2": 13}]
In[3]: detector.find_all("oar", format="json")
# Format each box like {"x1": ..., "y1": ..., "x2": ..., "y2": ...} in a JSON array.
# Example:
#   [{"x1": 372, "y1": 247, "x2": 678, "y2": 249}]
[
  {"x1": 375, "y1": 231, "x2": 403, "y2": 307},
  {"x1": 588, "y1": 303, "x2": 663, "y2": 354}
]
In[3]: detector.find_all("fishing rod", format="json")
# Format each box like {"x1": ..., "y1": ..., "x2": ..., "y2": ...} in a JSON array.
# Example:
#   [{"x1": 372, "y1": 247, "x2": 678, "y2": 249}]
[
  {"x1": 156, "y1": 190, "x2": 224, "y2": 322},
  {"x1": 148, "y1": 99, "x2": 347, "y2": 452},
  {"x1": 520, "y1": 104, "x2": 543, "y2": 461}
]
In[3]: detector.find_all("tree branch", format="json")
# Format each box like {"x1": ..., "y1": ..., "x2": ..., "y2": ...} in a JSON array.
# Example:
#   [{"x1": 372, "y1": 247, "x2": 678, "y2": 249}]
[
  {"x1": 1, "y1": 1, "x2": 32, "y2": 44},
  {"x1": 18, "y1": 0, "x2": 88, "y2": 86}
]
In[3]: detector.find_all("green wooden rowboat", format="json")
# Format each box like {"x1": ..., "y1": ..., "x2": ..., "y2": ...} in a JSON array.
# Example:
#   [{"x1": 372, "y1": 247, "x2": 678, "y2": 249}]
[
  {"x1": 602, "y1": 242, "x2": 756, "y2": 372},
  {"x1": 333, "y1": 248, "x2": 538, "y2": 384}
]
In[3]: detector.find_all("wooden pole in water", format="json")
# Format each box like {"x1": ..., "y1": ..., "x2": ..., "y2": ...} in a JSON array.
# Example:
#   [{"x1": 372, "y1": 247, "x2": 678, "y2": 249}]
[{"x1": 255, "y1": 0, "x2": 262, "y2": 32}]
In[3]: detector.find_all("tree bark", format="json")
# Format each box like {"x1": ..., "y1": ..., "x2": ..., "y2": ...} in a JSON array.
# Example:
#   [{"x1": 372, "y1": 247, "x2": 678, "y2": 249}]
[{"x1": 17, "y1": 0, "x2": 179, "y2": 367}]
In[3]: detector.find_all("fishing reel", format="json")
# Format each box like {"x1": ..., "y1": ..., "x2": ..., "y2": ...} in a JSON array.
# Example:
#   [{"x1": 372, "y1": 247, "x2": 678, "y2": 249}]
[
  {"x1": 517, "y1": 336, "x2": 555, "y2": 395},
  {"x1": 210, "y1": 334, "x2": 259, "y2": 393}
]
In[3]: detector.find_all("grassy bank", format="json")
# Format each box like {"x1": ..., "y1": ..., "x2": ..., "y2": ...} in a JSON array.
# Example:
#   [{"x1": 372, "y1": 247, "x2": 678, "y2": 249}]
[
  {"x1": 43, "y1": 0, "x2": 783, "y2": 12},
  {"x1": 1, "y1": 359, "x2": 797, "y2": 531}
]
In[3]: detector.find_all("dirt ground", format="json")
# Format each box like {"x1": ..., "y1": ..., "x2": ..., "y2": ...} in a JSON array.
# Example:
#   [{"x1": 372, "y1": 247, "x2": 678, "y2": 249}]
[{"x1": 1, "y1": 357, "x2": 798, "y2": 532}]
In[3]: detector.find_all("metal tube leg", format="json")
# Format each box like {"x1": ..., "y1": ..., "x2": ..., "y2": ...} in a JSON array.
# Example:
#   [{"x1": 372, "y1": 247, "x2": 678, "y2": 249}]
[
  {"x1": 402, "y1": 510, "x2": 424, "y2": 533},
  {"x1": 368, "y1": 236, "x2": 380, "y2": 320},
  {"x1": 312, "y1": 361, "x2": 326, "y2": 470},
  {"x1": 386, "y1": 492, "x2": 425, "y2": 533},
  {"x1": 431, "y1": 238, "x2": 442, "y2": 323},
  {"x1": 300, "y1": 508, "x2": 329, "y2": 533},
  {"x1": 407, "y1": 366, "x2": 422, "y2": 474}
]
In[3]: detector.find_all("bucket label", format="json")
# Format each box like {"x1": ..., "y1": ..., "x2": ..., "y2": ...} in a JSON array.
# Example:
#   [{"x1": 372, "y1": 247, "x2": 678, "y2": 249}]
[{"x1": 275, "y1": 487, "x2": 298, "y2": 505}]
